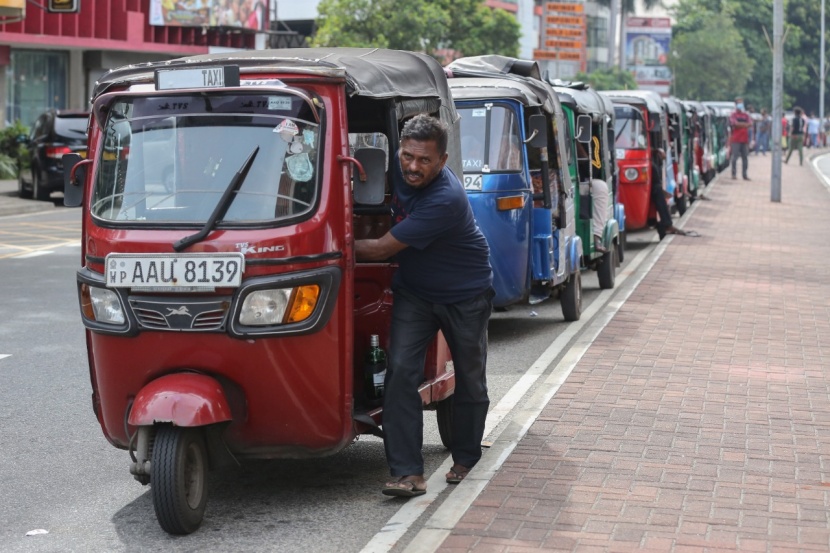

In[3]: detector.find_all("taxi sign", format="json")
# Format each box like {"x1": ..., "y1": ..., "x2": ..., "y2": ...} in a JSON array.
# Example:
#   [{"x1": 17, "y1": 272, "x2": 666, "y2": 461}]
[{"x1": 155, "y1": 65, "x2": 240, "y2": 91}]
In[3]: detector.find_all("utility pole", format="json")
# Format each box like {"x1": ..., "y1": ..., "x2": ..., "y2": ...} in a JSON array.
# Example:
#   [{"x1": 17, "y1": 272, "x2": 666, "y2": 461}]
[
  {"x1": 821, "y1": 0, "x2": 826, "y2": 125},
  {"x1": 609, "y1": 0, "x2": 619, "y2": 68},
  {"x1": 771, "y1": 0, "x2": 783, "y2": 202}
]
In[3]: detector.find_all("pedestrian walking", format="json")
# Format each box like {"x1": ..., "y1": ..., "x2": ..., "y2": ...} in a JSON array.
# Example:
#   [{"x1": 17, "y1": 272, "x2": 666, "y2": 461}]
[
  {"x1": 807, "y1": 112, "x2": 821, "y2": 148},
  {"x1": 729, "y1": 97, "x2": 752, "y2": 180},
  {"x1": 754, "y1": 108, "x2": 771, "y2": 155},
  {"x1": 355, "y1": 114, "x2": 494, "y2": 498},
  {"x1": 785, "y1": 107, "x2": 806, "y2": 165}
]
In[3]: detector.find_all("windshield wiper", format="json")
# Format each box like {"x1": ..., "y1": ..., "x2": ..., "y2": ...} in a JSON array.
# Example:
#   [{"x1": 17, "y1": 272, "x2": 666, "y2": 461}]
[{"x1": 173, "y1": 146, "x2": 260, "y2": 252}]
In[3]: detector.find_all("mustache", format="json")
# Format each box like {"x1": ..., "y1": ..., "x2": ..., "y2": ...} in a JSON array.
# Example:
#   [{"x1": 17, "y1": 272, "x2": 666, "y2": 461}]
[{"x1": 403, "y1": 171, "x2": 424, "y2": 179}]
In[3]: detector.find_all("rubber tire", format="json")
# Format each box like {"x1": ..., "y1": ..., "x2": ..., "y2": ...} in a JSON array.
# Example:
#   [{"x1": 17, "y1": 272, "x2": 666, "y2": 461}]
[
  {"x1": 18, "y1": 172, "x2": 32, "y2": 199},
  {"x1": 675, "y1": 193, "x2": 687, "y2": 217},
  {"x1": 151, "y1": 426, "x2": 208, "y2": 535},
  {"x1": 436, "y1": 396, "x2": 454, "y2": 449},
  {"x1": 597, "y1": 242, "x2": 616, "y2": 290},
  {"x1": 617, "y1": 232, "x2": 626, "y2": 264},
  {"x1": 560, "y1": 270, "x2": 582, "y2": 322},
  {"x1": 33, "y1": 170, "x2": 50, "y2": 202}
]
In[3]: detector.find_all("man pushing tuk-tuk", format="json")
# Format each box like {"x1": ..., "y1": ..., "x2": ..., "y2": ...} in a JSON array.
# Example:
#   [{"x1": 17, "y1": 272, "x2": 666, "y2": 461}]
[{"x1": 355, "y1": 114, "x2": 494, "y2": 497}]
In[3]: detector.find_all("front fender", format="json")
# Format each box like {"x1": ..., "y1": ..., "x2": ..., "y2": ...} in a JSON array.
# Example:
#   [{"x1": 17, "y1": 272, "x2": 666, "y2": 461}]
[
  {"x1": 614, "y1": 202, "x2": 626, "y2": 233},
  {"x1": 567, "y1": 235, "x2": 583, "y2": 275},
  {"x1": 128, "y1": 373, "x2": 232, "y2": 427}
]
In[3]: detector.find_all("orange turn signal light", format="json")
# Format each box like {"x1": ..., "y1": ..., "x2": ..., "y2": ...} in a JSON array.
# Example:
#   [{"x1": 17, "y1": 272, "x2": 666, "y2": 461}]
[
  {"x1": 286, "y1": 285, "x2": 321, "y2": 323},
  {"x1": 496, "y1": 195, "x2": 526, "y2": 211}
]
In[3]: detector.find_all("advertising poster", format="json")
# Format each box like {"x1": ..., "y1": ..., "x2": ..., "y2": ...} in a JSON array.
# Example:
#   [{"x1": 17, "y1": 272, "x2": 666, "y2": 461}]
[
  {"x1": 149, "y1": 0, "x2": 267, "y2": 31},
  {"x1": 624, "y1": 17, "x2": 672, "y2": 96}
]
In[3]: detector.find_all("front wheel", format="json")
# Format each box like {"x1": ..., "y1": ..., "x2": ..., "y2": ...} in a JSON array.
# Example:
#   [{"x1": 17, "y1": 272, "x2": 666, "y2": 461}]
[
  {"x1": 18, "y1": 171, "x2": 32, "y2": 199},
  {"x1": 597, "y1": 242, "x2": 616, "y2": 290},
  {"x1": 151, "y1": 425, "x2": 209, "y2": 535},
  {"x1": 436, "y1": 396, "x2": 453, "y2": 449},
  {"x1": 560, "y1": 270, "x2": 582, "y2": 322}
]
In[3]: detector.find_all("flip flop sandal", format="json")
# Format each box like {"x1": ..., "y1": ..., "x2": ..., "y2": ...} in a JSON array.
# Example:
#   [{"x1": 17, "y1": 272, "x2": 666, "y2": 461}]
[
  {"x1": 382, "y1": 478, "x2": 426, "y2": 497},
  {"x1": 446, "y1": 465, "x2": 470, "y2": 484},
  {"x1": 684, "y1": 230, "x2": 701, "y2": 237}
]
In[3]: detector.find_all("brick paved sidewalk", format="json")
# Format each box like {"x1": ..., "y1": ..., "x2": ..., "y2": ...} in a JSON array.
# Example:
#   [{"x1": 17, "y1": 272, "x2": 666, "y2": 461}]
[{"x1": 440, "y1": 151, "x2": 830, "y2": 552}]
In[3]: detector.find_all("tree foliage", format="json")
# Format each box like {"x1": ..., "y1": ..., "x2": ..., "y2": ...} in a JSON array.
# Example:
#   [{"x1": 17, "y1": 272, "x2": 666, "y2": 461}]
[
  {"x1": 671, "y1": 0, "x2": 828, "y2": 113},
  {"x1": 668, "y1": 12, "x2": 754, "y2": 101},
  {"x1": 311, "y1": 0, "x2": 520, "y2": 61},
  {"x1": 573, "y1": 67, "x2": 638, "y2": 90}
]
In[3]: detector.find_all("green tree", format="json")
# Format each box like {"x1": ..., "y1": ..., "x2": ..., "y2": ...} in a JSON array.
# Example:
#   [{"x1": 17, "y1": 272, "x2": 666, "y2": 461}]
[
  {"x1": 311, "y1": 0, "x2": 520, "y2": 61},
  {"x1": 668, "y1": 13, "x2": 754, "y2": 100},
  {"x1": 573, "y1": 67, "x2": 638, "y2": 90}
]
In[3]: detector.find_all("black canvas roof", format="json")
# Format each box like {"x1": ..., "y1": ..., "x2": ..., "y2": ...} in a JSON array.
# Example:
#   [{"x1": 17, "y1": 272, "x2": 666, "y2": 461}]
[
  {"x1": 92, "y1": 48, "x2": 452, "y2": 104},
  {"x1": 553, "y1": 84, "x2": 614, "y2": 120},
  {"x1": 449, "y1": 77, "x2": 546, "y2": 109},
  {"x1": 445, "y1": 55, "x2": 560, "y2": 114},
  {"x1": 602, "y1": 90, "x2": 666, "y2": 115}
]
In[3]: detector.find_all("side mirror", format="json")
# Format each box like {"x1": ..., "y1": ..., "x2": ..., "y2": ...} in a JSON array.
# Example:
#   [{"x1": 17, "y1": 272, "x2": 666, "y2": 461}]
[
  {"x1": 526, "y1": 114, "x2": 547, "y2": 148},
  {"x1": 576, "y1": 114, "x2": 592, "y2": 143},
  {"x1": 351, "y1": 147, "x2": 387, "y2": 205},
  {"x1": 63, "y1": 153, "x2": 90, "y2": 207}
]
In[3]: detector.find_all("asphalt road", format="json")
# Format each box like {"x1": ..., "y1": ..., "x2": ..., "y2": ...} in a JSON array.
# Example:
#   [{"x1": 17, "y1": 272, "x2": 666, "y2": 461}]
[{"x1": 0, "y1": 205, "x2": 659, "y2": 553}]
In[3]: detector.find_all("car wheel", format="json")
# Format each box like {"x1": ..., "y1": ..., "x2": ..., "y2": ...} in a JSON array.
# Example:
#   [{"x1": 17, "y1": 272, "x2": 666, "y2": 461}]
[
  {"x1": 18, "y1": 170, "x2": 32, "y2": 199},
  {"x1": 33, "y1": 170, "x2": 51, "y2": 202}
]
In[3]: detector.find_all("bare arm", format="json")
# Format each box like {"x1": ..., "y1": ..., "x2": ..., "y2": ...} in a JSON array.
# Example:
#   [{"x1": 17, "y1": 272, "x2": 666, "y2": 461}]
[{"x1": 354, "y1": 231, "x2": 408, "y2": 261}]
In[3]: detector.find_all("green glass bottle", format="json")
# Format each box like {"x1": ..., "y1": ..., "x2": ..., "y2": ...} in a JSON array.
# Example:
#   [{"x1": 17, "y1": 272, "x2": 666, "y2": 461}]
[{"x1": 364, "y1": 334, "x2": 387, "y2": 403}]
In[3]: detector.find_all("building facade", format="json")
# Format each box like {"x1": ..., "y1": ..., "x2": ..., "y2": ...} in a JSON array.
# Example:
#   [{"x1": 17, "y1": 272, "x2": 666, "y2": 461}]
[{"x1": 0, "y1": 0, "x2": 270, "y2": 129}]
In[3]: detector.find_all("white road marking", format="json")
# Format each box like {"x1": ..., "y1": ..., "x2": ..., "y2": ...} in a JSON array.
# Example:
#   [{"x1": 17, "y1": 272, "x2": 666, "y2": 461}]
[
  {"x1": 361, "y1": 180, "x2": 714, "y2": 553},
  {"x1": 0, "y1": 355, "x2": 10, "y2": 361},
  {"x1": 14, "y1": 251, "x2": 54, "y2": 259}
]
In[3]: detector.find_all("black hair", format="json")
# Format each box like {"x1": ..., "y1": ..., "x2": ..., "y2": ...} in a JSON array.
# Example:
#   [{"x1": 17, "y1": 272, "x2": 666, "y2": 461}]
[
  {"x1": 401, "y1": 114, "x2": 448, "y2": 156},
  {"x1": 794, "y1": 107, "x2": 803, "y2": 116}
]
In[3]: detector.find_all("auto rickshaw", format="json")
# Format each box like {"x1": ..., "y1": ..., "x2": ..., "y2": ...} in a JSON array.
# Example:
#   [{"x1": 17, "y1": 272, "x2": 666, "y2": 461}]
[
  {"x1": 702, "y1": 102, "x2": 734, "y2": 173},
  {"x1": 601, "y1": 90, "x2": 670, "y2": 231},
  {"x1": 680, "y1": 100, "x2": 706, "y2": 195},
  {"x1": 552, "y1": 80, "x2": 623, "y2": 280},
  {"x1": 445, "y1": 55, "x2": 584, "y2": 320},
  {"x1": 63, "y1": 48, "x2": 462, "y2": 535},
  {"x1": 664, "y1": 96, "x2": 688, "y2": 215}
]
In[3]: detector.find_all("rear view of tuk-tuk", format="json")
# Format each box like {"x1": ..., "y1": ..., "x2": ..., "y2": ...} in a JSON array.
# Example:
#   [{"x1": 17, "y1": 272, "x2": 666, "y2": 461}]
[{"x1": 65, "y1": 48, "x2": 459, "y2": 535}]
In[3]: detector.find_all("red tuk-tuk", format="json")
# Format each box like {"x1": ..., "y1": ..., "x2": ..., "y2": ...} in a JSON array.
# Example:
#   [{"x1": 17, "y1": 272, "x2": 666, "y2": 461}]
[
  {"x1": 63, "y1": 49, "x2": 461, "y2": 534},
  {"x1": 601, "y1": 90, "x2": 669, "y2": 230}
]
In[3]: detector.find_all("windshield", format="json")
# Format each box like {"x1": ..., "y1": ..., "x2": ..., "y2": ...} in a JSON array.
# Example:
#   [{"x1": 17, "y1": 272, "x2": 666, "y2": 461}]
[
  {"x1": 614, "y1": 107, "x2": 647, "y2": 150},
  {"x1": 458, "y1": 105, "x2": 522, "y2": 173},
  {"x1": 91, "y1": 92, "x2": 320, "y2": 224}
]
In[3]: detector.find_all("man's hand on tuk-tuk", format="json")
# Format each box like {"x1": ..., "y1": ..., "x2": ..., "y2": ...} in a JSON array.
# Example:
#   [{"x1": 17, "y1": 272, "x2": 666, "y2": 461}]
[{"x1": 355, "y1": 232, "x2": 407, "y2": 261}]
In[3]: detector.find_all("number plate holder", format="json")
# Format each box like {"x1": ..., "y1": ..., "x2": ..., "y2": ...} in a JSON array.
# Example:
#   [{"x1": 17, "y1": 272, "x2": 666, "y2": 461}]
[{"x1": 105, "y1": 253, "x2": 245, "y2": 289}]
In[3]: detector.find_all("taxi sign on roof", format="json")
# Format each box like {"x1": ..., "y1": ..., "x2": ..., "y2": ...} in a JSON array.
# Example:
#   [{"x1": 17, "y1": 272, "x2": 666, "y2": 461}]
[{"x1": 155, "y1": 65, "x2": 240, "y2": 91}]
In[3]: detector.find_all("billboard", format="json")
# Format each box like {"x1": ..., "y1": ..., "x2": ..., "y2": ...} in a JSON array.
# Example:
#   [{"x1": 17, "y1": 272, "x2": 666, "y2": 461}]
[
  {"x1": 149, "y1": 0, "x2": 267, "y2": 30},
  {"x1": 534, "y1": 1, "x2": 586, "y2": 79},
  {"x1": 624, "y1": 17, "x2": 672, "y2": 96}
]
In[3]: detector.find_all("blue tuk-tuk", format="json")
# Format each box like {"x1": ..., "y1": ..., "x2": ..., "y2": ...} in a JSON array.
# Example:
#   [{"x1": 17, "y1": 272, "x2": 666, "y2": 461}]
[{"x1": 446, "y1": 55, "x2": 584, "y2": 320}]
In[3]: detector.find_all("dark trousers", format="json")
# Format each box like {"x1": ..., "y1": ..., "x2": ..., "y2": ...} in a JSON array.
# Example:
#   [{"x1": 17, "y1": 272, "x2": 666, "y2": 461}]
[
  {"x1": 731, "y1": 142, "x2": 749, "y2": 178},
  {"x1": 383, "y1": 287, "x2": 493, "y2": 476},
  {"x1": 650, "y1": 184, "x2": 673, "y2": 239}
]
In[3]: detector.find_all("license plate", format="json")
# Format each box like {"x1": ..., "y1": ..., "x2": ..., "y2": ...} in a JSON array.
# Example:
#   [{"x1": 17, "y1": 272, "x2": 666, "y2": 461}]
[
  {"x1": 106, "y1": 253, "x2": 245, "y2": 289},
  {"x1": 464, "y1": 174, "x2": 483, "y2": 190}
]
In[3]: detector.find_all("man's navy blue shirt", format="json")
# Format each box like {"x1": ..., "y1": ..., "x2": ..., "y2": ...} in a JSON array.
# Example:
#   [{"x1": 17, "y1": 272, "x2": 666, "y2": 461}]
[{"x1": 389, "y1": 155, "x2": 492, "y2": 304}]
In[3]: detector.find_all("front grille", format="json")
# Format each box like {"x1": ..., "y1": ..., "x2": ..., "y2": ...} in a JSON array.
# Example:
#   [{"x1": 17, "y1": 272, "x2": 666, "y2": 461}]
[{"x1": 128, "y1": 296, "x2": 231, "y2": 332}]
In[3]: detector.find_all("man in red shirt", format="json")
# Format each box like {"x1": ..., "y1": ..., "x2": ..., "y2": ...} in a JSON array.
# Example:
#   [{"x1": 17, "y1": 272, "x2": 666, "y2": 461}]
[{"x1": 729, "y1": 97, "x2": 752, "y2": 180}]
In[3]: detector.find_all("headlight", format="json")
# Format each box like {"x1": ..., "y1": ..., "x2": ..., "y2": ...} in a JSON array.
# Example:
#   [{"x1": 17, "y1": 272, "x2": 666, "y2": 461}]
[
  {"x1": 624, "y1": 168, "x2": 639, "y2": 181},
  {"x1": 240, "y1": 289, "x2": 291, "y2": 325},
  {"x1": 239, "y1": 285, "x2": 322, "y2": 326},
  {"x1": 80, "y1": 284, "x2": 125, "y2": 324}
]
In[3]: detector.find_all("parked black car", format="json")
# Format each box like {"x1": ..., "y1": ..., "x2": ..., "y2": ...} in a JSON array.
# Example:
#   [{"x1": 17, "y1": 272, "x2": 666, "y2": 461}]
[{"x1": 18, "y1": 109, "x2": 89, "y2": 201}]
